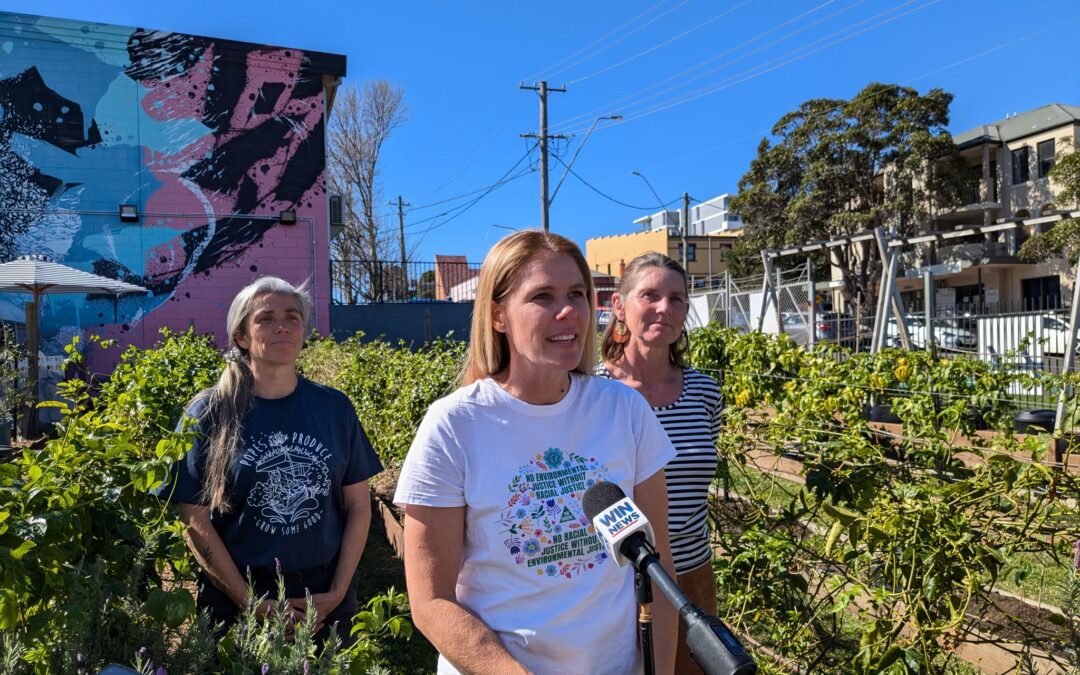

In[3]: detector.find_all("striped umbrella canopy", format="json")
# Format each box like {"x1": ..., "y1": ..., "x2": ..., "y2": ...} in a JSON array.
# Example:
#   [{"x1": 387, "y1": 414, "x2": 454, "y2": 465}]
[
  {"x1": 0, "y1": 258, "x2": 147, "y2": 295},
  {"x1": 0, "y1": 257, "x2": 147, "y2": 436}
]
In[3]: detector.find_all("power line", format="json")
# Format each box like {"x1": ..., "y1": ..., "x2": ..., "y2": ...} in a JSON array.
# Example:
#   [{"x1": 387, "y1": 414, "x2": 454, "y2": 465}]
[
  {"x1": 607, "y1": 0, "x2": 940, "y2": 130},
  {"x1": 404, "y1": 165, "x2": 535, "y2": 232},
  {"x1": 556, "y1": 0, "x2": 908, "y2": 135},
  {"x1": 421, "y1": 93, "x2": 524, "y2": 199},
  {"x1": 551, "y1": 0, "x2": 854, "y2": 135},
  {"x1": 567, "y1": 0, "x2": 757, "y2": 85},
  {"x1": 550, "y1": 153, "x2": 679, "y2": 211},
  {"x1": 406, "y1": 168, "x2": 540, "y2": 213},
  {"x1": 523, "y1": 0, "x2": 686, "y2": 82},
  {"x1": 405, "y1": 143, "x2": 538, "y2": 243},
  {"x1": 588, "y1": 10, "x2": 1080, "y2": 177}
]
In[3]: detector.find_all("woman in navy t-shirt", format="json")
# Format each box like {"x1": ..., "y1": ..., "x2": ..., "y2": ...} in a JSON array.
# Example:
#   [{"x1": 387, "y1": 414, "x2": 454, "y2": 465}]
[{"x1": 157, "y1": 276, "x2": 382, "y2": 642}]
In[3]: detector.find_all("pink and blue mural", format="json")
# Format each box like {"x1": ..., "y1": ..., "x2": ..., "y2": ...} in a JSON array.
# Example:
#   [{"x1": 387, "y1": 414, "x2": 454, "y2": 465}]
[{"x1": 0, "y1": 12, "x2": 343, "y2": 365}]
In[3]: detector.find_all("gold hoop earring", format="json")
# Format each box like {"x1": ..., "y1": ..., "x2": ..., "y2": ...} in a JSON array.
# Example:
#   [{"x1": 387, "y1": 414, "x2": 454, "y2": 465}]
[{"x1": 612, "y1": 320, "x2": 631, "y2": 344}]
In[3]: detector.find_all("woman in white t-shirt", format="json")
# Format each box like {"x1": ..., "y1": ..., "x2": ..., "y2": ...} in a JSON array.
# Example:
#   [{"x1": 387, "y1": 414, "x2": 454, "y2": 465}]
[
  {"x1": 395, "y1": 231, "x2": 678, "y2": 675},
  {"x1": 599, "y1": 253, "x2": 723, "y2": 675}
]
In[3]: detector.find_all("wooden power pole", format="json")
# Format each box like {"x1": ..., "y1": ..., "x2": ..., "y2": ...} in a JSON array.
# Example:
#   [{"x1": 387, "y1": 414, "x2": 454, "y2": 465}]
[{"x1": 520, "y1": 81, "x2": 566, "y2": 233}]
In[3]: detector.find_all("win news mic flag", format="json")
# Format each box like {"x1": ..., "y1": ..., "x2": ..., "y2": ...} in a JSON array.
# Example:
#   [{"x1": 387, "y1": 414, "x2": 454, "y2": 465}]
[
  {"x1": 582, "y1": 480, "x2": 655, "y2": 566},
  {"x1": 582, "y1": 481, "x2": 757, "y2": 675}
]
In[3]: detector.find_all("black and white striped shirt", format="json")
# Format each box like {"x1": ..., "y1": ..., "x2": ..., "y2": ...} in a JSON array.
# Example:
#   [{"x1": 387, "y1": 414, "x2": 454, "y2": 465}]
[{"x1": 599, "y1": 367, "x2": 722, "y2": 573}]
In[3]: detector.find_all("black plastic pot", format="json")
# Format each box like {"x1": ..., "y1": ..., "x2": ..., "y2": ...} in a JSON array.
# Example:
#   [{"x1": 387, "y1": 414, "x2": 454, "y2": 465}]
[
  {"x1": 865, "y1": 404, "x2": 901, "y2": 424},
  {"x1": 0, "y1": 418, "x2": 11, "y2": 446},
  {"x1": 964, "y1": 406, "x2": 990, "y2": 431},
  {"x1": 1013, "y1": 409, "x2": 1057, "y2": 434}
]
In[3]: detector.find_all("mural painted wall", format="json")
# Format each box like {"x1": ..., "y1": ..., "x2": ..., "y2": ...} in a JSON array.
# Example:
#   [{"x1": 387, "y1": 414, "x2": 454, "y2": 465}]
[{"x1": 0, "y1": 12, "x2": 343, "y2": 367}]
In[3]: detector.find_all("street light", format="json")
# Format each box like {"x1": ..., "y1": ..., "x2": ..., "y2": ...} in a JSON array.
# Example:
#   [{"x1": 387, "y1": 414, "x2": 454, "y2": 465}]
[
  {"x1": 631, "y1": 170, "x2": 668, "y2": 221},
  {"x1": 633, "y1": 170, "x2": 687, "y2": 269},
  {"x1": 550, "y1": 115, "x2": 623, "y2": 203}
]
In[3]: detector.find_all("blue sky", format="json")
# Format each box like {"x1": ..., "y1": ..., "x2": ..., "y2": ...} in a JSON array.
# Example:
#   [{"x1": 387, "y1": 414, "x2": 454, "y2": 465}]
[{"x1": 5, "y1": 0, "x2": 1080, "y2": 263}]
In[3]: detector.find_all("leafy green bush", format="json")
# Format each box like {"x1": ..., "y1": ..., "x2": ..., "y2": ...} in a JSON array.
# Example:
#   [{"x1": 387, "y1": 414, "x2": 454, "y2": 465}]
[
  {"x1": 689, "y1": 329, "x2": 1080, "y2": 672},
  {"x1": 93, "y1": 328, "x2": 223, "y2": 448},
  {"x1": 299, "y1": 334, "x2": 465, "y2": 467},
  {"x1": 0, "y1": 329, "x2": 432, "y2": 673}
]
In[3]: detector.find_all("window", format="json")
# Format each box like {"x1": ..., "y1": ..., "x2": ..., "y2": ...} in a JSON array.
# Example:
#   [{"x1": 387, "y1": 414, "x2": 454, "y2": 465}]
[
  {"x1": 677, "y1": 243, "x2": 697, "y2": 262},
  {"x1": 1021, "y1": 275, "x2": 1061, "y2": 311},
  {"x1": 1011, "y1": 146, "x2": 1030, "y2": 184},
  {"x1": 1037, "y1": 139, "x2": 1056, "y2": 177}
]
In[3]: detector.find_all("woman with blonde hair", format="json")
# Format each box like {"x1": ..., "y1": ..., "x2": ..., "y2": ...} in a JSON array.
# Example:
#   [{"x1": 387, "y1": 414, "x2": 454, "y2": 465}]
[
  {"x1": 395, "y1": 230, "x2": 678, "y2": 674},
  {"x1": 600, "y1": 252, "x2": 723, "y2": 674},
  {"x1": 157, "y1": 276, "x2": 382, "y2": 642}
]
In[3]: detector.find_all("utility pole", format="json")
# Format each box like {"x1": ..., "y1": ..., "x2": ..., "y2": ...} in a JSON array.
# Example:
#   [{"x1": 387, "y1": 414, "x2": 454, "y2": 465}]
[
  {"x1": 681, "y1": 192, "x2": 690, "y2": 271},
  {"x1": 520, "y1": 80, "x2": 566, "y2": 233},
  {"x1": 392, "y1": 195, "x2": 410, "y2": 299}
]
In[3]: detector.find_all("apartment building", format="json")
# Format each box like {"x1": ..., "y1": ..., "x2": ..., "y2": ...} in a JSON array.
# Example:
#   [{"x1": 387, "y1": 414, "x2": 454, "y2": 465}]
[{"x1": 895, "y1": 103, "x2": 1078, "y2": 313}]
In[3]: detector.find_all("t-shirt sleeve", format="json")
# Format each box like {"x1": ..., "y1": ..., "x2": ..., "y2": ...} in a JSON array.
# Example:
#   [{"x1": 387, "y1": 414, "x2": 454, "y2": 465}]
[
  {"x1": 393, "y1": 398, "x2": 467, "y2": 508},
  {"x1": 342, "y1": 405, "x2": 383, "y2": 485},
  {"x1": 152, "y1": 400, "x2": 209, "y2": 505},
  {"x1": 705, "y1": 370, "x2": 724, "y2": 441},
  {"x1": 629, "y1": 391, "x2": 677, "y2": 485}
]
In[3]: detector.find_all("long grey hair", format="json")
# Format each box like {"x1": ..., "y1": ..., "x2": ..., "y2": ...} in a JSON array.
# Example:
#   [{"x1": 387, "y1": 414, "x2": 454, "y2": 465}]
[{"x1": 196, "y1": 276, "x2": 312, "y2": 512}]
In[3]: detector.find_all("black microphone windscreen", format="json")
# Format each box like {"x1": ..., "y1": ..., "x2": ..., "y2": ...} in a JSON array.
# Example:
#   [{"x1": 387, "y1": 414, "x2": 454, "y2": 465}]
[{"x1": 582, "y1": 481, "x2": 628, "y2": 522}]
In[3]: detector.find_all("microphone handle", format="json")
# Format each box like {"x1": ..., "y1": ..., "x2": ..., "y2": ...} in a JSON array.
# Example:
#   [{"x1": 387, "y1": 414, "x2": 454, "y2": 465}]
[{"x1": 623, "y1": 538, "x2": 757, "y2": 675}]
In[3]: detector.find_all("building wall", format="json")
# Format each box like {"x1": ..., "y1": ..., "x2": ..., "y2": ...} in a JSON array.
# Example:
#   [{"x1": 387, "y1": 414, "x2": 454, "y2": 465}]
[
  {"x1": 1000, "y1": 124, "x2": 1079, "y2": 216},
  {"x1": 0, "y1": 12, "x2": 343, "y2": 368},
  {"x1": 585, "y1": 229, "x2": 736, "y2": 280},
  {"x1": 586, "y1": 229, "x2": 670, "y2": 276}
]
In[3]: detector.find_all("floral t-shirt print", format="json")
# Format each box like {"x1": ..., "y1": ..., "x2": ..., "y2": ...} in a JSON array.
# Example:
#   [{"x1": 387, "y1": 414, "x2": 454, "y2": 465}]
[{"x1": 499, "y1": 447, "x2": 612, "y2": 579}]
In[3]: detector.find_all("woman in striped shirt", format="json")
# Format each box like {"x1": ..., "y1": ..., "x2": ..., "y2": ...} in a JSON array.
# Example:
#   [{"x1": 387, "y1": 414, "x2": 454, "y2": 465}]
[{"x1": 599, "y1": 252, "x2": 722, "y2": 675}]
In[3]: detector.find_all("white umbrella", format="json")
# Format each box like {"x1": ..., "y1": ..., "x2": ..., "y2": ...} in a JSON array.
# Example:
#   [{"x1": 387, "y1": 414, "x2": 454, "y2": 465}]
[{"x1": 0, "y1": 257, "x2": 148, "y2": 434}]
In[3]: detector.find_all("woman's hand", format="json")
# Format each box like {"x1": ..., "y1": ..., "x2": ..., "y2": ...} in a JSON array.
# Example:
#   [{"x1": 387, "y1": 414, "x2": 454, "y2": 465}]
[{"x1": 286, "y1": 591, "x2": 343, "y2": 636}]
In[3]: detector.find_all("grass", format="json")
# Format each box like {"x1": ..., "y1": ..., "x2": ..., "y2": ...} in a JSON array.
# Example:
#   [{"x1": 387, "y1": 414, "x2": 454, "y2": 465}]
[{"x1": 996, "y1": 549, "x2": 1072, "y2": 609}]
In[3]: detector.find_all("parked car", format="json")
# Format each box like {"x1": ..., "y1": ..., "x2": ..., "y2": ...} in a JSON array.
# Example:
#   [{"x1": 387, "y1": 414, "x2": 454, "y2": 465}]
[
  {"x1": 781, "y1": 312, "x2": 857, "y2": 346},
  {"x1": 596, "y1": 309, "x2": 613, "y2": 334},
  {"x1": 885, "y1": 316, "x2": 977, "y2": 351},
  {"x1": 975, "y1": 312, "x2": 1078, "y2": 359}
]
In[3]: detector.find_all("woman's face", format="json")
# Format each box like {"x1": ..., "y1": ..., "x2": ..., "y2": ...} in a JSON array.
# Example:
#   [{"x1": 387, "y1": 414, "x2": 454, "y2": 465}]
[
  {"x1": 614, "y1": 266, "x2": 688, "y2": 347},
  {"x1": 493, "y1": 250, "x2": 591, "y2": 377},
  {"x1": 235, "y1": 292, "x2": 304, "y2": 369}
]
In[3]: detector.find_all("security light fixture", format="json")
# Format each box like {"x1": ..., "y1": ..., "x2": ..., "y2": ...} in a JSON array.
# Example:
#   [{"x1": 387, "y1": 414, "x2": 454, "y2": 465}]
[
  {"x1": 119, "y1": 204, "x2": 139, "y2": 222},
  {"x1": 280, "y1": 210, "x2": 297, "y2": 225}
]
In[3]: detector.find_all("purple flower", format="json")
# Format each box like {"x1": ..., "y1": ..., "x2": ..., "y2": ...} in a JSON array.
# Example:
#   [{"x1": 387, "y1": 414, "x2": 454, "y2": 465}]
[
  {"x1": 76, "y1": 653, "x2": 84, "y2": 664},
  {"x1": 303, "y1": 661, "x2": 310, "y2": 674},
  {"x1": 522, "y1": 538, "x2": 541, "y2": 556},
  {"x1": 155, "y1": 668, "x2": 167, "y2": 675},
  {"x1": 1074, "y1": 540, "x2": 1080, "y2": 569},
  {"x1": 262, "y1": 665, "x2": 270, "y2": 675},
  {"x1": 138, "y1": 647, "x2": 147, "y2": 658},
  {"x1": 274, "y1": 558, "x2": 282, "y2": 576}
]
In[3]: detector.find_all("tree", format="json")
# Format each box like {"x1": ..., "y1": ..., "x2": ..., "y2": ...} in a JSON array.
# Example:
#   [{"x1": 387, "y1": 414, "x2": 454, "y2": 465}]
[
  {"x1": 326, "y1": 81, "x2": 409, "y2": 303},
  {"x1": 1019, "y1": 142, "x2": 1080, "y2": 265},
  {"x1": 729, "y1": 82, "x2": 965, "y2": 310},
  {"x1": 413, "y1": 270, "x2": 436, "y2": 300}
]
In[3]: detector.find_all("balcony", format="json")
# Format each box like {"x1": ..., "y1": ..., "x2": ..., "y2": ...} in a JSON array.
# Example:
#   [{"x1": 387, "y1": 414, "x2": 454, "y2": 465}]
[{"x1": 901, "y1": 239, "x2": 1019, "y2": 278}]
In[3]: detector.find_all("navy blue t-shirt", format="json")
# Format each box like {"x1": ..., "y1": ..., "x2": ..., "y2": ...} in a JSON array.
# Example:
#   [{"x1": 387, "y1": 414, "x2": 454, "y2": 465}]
[{"x1": 156, "y1": 377, "x2": 383, "y2": 573}]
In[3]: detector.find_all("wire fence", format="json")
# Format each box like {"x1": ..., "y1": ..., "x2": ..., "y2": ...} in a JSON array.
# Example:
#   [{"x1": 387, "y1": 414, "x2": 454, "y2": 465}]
[{"x1": 330, "y1": 260, "x2": 481, "y2": 305}]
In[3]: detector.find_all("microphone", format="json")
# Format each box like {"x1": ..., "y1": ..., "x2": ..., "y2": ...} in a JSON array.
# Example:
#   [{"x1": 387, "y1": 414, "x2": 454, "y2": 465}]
[
  {"x1": 582, "y1": 480, "x2": 655, "y2": 566},
  {"x1": 583, "y1": 481, "x2": 757, "y2": 675}
]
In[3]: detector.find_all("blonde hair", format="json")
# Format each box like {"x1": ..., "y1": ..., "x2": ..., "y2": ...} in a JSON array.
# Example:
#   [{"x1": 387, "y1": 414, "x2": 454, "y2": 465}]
[
  {"x1": 460, "y1": 230, "x2": 596, "y2": 386},
  {"x1": 197, "y1": 276, "x2": 312, "y2": 513},
  {"x1": 601, "y1": 252, "x2": 689, "y2": 367}
]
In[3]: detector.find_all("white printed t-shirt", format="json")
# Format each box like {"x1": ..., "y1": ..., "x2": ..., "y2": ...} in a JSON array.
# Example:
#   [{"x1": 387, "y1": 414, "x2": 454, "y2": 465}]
[{"x1": 394, "y1": 372, "x2": 676, "y2": 675}]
